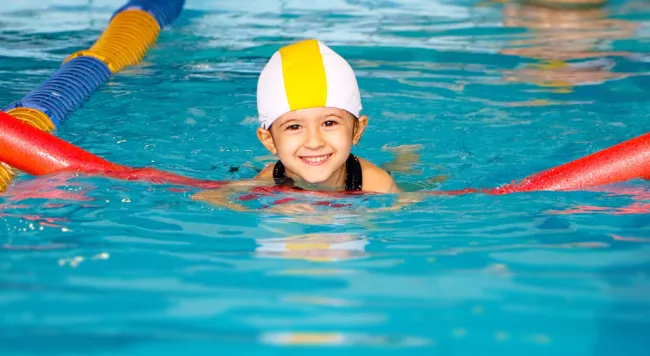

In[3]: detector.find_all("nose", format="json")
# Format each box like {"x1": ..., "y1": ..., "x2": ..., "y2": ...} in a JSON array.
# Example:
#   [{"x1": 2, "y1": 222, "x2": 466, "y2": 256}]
[{"x1": 304, "y1": 127, "x2": 325, "y2": 150}]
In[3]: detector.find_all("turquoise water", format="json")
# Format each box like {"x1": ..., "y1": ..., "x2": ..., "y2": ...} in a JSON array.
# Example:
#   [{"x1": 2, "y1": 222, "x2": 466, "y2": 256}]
[{"x1": 2, "y1": 0, "x2": 650, "y2": 354}]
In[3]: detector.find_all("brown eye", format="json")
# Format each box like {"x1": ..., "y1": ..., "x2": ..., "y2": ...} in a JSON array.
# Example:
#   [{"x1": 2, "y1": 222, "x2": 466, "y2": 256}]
[
  {"x1": 286, "y1": 124, "x2": 301, "y2": 131},
  {"x1": 323, "y1": 120, "x2": 337, "y2": 127}
]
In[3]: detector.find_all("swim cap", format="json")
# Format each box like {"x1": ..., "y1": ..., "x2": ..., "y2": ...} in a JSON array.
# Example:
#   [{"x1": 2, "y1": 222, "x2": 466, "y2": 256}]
[{"x1": 257, "y1": 39, "x2": 362, "y2": 129}]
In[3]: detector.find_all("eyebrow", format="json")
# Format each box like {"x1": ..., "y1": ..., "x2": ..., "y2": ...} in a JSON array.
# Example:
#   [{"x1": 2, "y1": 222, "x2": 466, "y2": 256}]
[
  {"x1": 278, "y1": 114, "x2": 343, "y2": 127},
  {"x1": 279, "y1": 118, "x2": 299, "y2": 128}
]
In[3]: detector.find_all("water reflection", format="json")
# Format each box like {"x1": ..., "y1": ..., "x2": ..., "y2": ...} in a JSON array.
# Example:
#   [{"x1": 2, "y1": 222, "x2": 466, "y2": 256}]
[
  {"x1": 256, "y1": 233, "x2": 369, "y2": 262},
  {"x1": 260, "y1": 331, "x2": 432, "y2": 347},
  {"x1": 5, "y1": 175, "x2": 93, "y2": 203},
  {"x1": 0, "y1": 175, "x2": 93, "y2": 235},
  {"x1": 549, "y1": 185, "x2": 650, "y2": 215},
  {"x1": 500, "y1": 0, "x2": 636, "y2": 90}
]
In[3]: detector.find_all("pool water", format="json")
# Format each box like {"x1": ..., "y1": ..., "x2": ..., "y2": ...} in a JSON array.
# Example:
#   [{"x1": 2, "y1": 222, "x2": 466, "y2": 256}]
[{"x1": 1, "y1": 0, "x2": 650, "y2": 354}]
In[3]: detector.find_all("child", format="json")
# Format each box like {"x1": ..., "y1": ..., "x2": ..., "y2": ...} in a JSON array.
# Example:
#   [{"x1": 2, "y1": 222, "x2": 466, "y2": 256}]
[
  {"x1": 254, "y1": 39, "x2": 397, "y2": 193},
  {"x1": 195, "y1": 39, "x2": 401, "y2": 211}
]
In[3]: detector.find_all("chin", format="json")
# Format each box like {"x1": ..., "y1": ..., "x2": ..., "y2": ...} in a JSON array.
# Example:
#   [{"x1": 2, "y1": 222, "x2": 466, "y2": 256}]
[{"x1": 301, "y1": 174, "x2": 332, "y2": 185}]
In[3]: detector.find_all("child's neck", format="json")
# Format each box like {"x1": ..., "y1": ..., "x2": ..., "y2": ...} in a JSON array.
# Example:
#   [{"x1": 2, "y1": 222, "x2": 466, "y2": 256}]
[{"x1": 288, "y1": 166, "x2": 347, "y2": 191}]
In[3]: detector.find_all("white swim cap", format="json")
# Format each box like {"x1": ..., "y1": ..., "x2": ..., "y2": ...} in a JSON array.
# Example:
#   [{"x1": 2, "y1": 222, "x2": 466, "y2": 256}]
[{"x1": 257, "y1": 39, "x2": 362, "y2": 129}]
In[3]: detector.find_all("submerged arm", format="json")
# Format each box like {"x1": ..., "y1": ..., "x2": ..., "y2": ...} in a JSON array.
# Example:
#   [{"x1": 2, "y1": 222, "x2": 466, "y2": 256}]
[{"x1": 192, "y1": 165, "x2": 275, "y2": 211}]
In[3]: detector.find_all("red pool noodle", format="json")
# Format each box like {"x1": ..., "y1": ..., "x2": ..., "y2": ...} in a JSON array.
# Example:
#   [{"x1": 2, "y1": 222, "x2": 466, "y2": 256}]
[
  {"x1": 103, "y1": 167, "x2": 224, "y2": 189},
  {"x1": 0, "y1": 111, "x2": 224, "y2": 189},
  {"x1": 0, "y1": 111, "x2": 124, "y2": 175},
  {"x1": 491, "y1": 131, "x2": 650, "y2": 194},
  {"x1": 2, "y1": 110, "x2": 650, "y2": 195}
]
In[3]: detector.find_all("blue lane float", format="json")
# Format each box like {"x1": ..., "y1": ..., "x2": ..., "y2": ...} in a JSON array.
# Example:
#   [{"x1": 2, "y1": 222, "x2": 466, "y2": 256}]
[
  {"x1": 0, "y1": 0, "x2": 186, "y2": 191},
  {"x1": 114, "y1": 0, "x2": 186, "y2": 28},
  {"x1": 3, "y1": 56, "x2": 111, "y2": 127}
]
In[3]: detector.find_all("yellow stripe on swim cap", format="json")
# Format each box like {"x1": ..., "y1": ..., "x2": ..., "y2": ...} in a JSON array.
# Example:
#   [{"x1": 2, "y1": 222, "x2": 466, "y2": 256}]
[{"x1": 279, "y1": 39, "x2": 327, "y2": 111}]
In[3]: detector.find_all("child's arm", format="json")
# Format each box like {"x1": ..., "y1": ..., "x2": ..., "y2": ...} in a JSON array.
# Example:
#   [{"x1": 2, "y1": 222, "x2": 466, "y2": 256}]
[
  {"x1": 191, "y1": 166, "x2": 275, "y2": 211},
  {"x1": 191, "y1": 180, "x2": 258, "y2": 212},
  {"x1": 359, "y1": 158, "x2": 426, "y2": 211}
]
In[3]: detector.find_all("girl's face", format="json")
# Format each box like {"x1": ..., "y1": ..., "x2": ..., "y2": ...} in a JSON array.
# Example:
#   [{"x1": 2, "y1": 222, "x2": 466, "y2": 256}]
[{"x1": 257, "y1": 107, "x2": 368, "y2": 189}]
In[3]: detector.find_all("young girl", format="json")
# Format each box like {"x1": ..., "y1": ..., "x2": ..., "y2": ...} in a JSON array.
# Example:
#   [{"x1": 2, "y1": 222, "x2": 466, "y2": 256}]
[
  {"x1": 195, "y1": 39, "x2": 402, "y2": 211},
  {"x1": 255, "y1": 39, "x2": 397, "y2": 193}
]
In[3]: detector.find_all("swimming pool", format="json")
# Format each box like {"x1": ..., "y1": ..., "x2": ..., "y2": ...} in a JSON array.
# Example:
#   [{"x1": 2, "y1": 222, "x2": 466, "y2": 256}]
[{"x1": 1, "y1": 0, "x2": 650, "y2": 354}]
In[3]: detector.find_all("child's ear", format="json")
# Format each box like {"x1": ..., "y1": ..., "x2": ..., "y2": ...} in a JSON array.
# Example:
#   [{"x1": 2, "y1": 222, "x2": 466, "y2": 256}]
[
  {"x1": 257, "y1": 127, "x2": 277, "y2": 154},
  {"x1": 352, "y1": 115, "x2": 369, "y2": 145}
]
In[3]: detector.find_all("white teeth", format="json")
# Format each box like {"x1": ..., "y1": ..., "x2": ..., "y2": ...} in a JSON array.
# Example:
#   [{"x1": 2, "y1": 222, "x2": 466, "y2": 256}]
[{"x1": 302, "y1": 155, "x2": 330, "y2": 163}]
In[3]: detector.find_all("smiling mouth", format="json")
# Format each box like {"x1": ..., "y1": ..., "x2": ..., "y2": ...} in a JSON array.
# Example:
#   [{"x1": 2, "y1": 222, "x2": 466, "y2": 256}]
[{"x1": 300, "y1": 154, "x2": 332, "y2": 166}]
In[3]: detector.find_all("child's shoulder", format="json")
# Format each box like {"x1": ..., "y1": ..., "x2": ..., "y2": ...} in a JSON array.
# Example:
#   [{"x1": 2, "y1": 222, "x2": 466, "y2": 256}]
[
  {"x1": 255, "y1": 164, "x2": 275, "y2": 180},
  {"x1": 358, "y1": 157, "x2": 399, "y2": 193}
]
